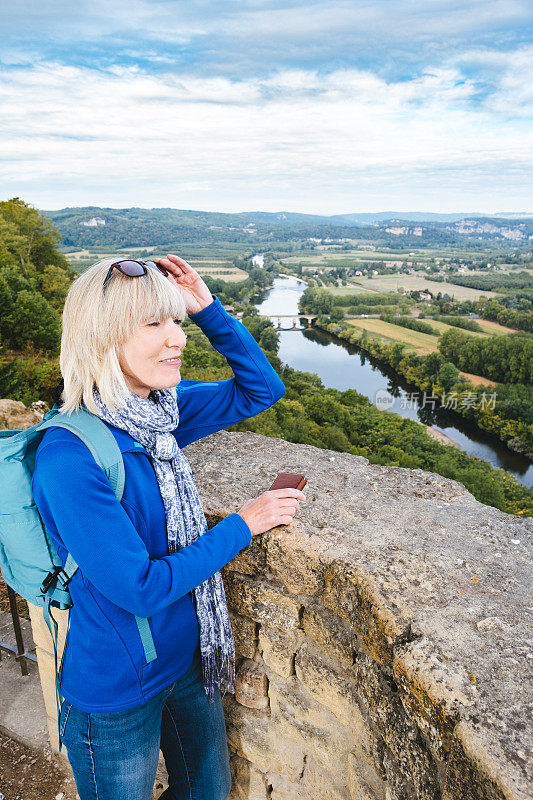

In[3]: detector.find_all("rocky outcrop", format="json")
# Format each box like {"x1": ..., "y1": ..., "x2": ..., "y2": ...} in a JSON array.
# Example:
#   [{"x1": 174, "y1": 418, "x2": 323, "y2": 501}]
[
  {"x1": 184, "y1": 431, "x2": 532, "y2": 800},
  {"x1": 0, "y1": 399, "x2": 49, "y2": 430}
]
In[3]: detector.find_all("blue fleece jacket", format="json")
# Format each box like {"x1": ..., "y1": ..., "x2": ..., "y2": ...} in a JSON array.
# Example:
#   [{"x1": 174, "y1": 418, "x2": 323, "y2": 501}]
[{"x1": 32, "y1": 294, "x2": 285, "y2": 712}]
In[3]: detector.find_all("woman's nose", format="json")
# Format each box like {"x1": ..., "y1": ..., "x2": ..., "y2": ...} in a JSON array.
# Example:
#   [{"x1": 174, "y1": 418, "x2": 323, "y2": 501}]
[{"x1": 163, "y1": 320, "x2": 186, "y2": 348}]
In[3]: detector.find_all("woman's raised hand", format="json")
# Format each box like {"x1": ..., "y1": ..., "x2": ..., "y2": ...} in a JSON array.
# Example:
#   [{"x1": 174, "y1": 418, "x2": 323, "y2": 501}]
[
  {"x1": 237, "y1": 488, "x2": 306, "y2": 537},
  {"x1": 153, "y1": 253, "x2": 214, "y2": 315}
]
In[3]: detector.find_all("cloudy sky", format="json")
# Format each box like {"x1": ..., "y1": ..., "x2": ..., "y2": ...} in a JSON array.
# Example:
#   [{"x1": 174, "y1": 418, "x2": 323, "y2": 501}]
[{"x1": 1, "y1": 0, "x2": 532, "y2": 214}]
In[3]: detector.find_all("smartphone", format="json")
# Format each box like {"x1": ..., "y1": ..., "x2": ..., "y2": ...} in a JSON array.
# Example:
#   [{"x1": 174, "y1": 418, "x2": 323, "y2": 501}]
[{"x1": 269, "y1": 472, "x2": 307, "y2": 491}]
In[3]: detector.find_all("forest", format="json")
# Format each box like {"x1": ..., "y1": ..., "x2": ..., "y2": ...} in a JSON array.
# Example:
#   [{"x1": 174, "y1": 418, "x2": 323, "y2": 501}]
[
  {"x1": 48, "y1": 205, "x2": 531, "y2": 250},
  {"x1": 438, "y1": 328, "x2": 532, "y2": 384}
]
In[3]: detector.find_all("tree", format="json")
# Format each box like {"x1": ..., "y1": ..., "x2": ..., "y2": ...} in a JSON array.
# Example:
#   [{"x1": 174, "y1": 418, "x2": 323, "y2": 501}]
[
  {"x1": 424, "y1": 352, "x2": 445, "y2": 380},
  {"x1": 389, "y1": 341, "x2": 407, "y2": 369},
  {"x1": 259, "y1": 327, "x2": 279, "y2": 352},
  {"x1": 299, "y1": 286, "x2": 334, "y2": 315},
  {"x1": 0, "y1": 216, "x2": 26, "y2": 270},
  {"x1": 38, "y1": 264, "x2": 73, "y2": 311},
  {"x1": 439, "y1": 362, "x2": 460, "y2": 390},
  {"x1": 0, "y1": 199, "x2": 73, "y2": 358},
  {"x1": 6, "y1": 291, "x2": 61, "y2": 353},
  {"x1": 0, "y1": 197, "x2": 69, "y2": 276}
]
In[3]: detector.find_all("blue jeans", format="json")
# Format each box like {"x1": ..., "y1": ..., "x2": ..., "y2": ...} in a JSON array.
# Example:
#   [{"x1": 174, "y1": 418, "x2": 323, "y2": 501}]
[{"x1": 59, "y1": 647, "x2": 231, "y2": 800}]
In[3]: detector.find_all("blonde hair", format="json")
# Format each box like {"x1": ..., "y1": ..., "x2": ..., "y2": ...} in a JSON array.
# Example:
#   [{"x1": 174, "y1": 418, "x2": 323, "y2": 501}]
[{"x1": 60, "y1": 257, "x2": 187, "y2": 414}]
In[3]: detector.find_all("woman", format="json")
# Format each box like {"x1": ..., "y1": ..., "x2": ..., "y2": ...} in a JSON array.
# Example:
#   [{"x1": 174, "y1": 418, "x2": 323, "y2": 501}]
[{"x1": 32, "y1": 254, "x2": 306, "y2": 800}]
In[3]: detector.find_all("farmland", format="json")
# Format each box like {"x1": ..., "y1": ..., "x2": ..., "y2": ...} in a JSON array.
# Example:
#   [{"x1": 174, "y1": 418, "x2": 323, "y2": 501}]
[
  {"x1": 350, "y1": 274, "x2": 500, "y2": 300},
  {"x1": 346, "y1": 317, "x2": 440, "y2": 354},
  {"x1": 65, "y1": 249, "x2": 249, "y2": 281},
  {"x1": 345, "y1": 317, "x2": 500, "y2": 386}
]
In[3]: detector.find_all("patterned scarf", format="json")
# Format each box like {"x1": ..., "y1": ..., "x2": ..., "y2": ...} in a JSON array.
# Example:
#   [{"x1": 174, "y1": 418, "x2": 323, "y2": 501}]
[{"x1": 92, "y1": 387, "x2": 235, "y2": 702}]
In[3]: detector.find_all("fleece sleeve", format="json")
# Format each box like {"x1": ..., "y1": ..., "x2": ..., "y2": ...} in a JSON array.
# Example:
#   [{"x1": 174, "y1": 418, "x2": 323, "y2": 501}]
[
  {"x1": 32, "y1": 435, "x2": 251, "y2": 618},
  {"x1": 174, "y1": 294, "x2": 286, "y2": 447}
]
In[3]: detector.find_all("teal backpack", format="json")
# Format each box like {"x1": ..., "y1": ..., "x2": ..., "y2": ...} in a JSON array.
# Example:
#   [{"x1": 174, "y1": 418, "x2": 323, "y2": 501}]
[{"x1": 0, "y1": 404, "x2": 157, "y2": 748}]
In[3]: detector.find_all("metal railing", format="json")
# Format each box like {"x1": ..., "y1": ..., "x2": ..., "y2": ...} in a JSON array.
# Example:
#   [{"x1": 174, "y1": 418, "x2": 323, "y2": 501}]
[{"x1": 0, "y1": 585, "x2": 37, "y2": 675}]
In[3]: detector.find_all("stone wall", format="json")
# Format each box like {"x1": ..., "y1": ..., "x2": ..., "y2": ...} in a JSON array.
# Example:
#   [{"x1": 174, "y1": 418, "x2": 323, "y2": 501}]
[
  {"x1": 188, "y1": 431, "x2": 531, "y2": 800},
  {"x1": 26, "y1": 427, "x2": 532, "y2": 800}
]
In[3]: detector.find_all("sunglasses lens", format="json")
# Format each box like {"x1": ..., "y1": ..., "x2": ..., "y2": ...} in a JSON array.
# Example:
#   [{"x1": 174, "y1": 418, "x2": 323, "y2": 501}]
[
  {"x1": 145, "y1": 260, "x2": 169, "y2": 277},
  {"x1": 114, "y1": 260, "x2": 146, "y2": 277}
]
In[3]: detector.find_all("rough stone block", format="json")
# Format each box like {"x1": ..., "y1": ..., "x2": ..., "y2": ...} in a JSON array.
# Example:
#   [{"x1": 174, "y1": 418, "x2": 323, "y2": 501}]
[
  {"x1": 302, "y1": 600, "x2": 359, "y2": 666},
  {"x1": 235, "y1": 659, "x2": 269, "y2": 710},
  {"x1": 41, "y1": 712, "x2": 60, "y2": 755},
  {"x1": 182, "y1": 430, "x2": 533, "y2": 800},
  {"x1": 444, "y1": 722, "x2": 524, "y2": 800},
  {"x1": 152, "y1": 752, "x2": 169, "y2": 798},
  {"x1": 230, "y1": 611, "x2": 258, "y2": 660},
  {"x1": 393, "y1": 638, "x2": 477, "y2": 758},
  {"x1": 229, "y1": 754, "x2": 269, "y2": 800},
  {"x1": 223, "y1": 695, "x2": 305, "y2": 782},
  {"x1": 268, "y1": 673, "x2": 356, "y2": 781},
  {"x1": 294, "y1": 640, "x2": 441, "y2": 799},
  {"x1": 381, "y1": 742, "x2": 439, "y2": 800},
  {"x1": 300, "y1": 755, "x2": 351, "y2": 799},
  {"x1": 266, "y1": 524, "x2": 328, "y2": 595},
  {"x1": 0, "y1": 398, "x2": 44, "y2": 429},
  {"x1": 347, "y1": 648, "x2": 439, "y2": 797},
  {"x1": 259, "y1": 625, "x2": 303, "y2": 678},
  {"x1": 268, "y1": 772, "x2": 307, "y2": 800},
  {"x1": 32, "y1": 647, "x2": 60, "y2": 722},
  {"x1": 223, "y1": 572, "x2": 302, "y2": 630},
  {"x1": 347, "y1": 751, "x2": 387, "y2": 800},
  {"x1": 321, "y1": 562, "x2": 410, "y2": 666},
  {"x1": 29, "y1": 645, "x2": 69, "y2": 754},
  {"x1": 28, "y1": 602, "x2": 69, "y2": 656},
  {"x1": 294, "y1": 641, "x2": 368, "y2": 738},
  {"x1": 226, "y1": 535, "x2": 267, "y2": 576},
  {"x1": 381, "y1": 748, "x2": 417, "y2": 800}
]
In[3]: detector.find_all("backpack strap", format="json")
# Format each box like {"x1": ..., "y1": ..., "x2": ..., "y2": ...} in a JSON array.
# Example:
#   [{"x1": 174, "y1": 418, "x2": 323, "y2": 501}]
[
  {"x1": 40, "y1": 409, "x2": 125, "y2": 501},
  {"x1": 134, "y1": 616, "x2": 157, "y2": 663},
  {"x1": 41, "y1": 408, "x2": 156, "y2": 656},
  {"x1": 38, "y1": 409, "x2": 157, "y2": 684},
  {"x1": 42, "y1": 598, "x2": 70, "y2": 752}
]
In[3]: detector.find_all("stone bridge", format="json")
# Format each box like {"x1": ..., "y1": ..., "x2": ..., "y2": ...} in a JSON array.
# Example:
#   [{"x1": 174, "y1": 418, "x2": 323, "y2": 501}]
[
  {"x1": 29, "y1": 430, "x2": 532, "y2": 800},
  {"x1": 262, "y1": 314, "x2": 317, "y2": 330}
]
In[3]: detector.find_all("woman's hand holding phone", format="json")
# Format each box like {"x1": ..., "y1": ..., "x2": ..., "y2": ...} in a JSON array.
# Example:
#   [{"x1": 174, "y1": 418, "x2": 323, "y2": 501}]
[
  {"x1": 237, "y1": 487, "x2": 306, "y2": 537},
  {"x1": 237, "y1": 473, "x2": 307, "y2": 537}
]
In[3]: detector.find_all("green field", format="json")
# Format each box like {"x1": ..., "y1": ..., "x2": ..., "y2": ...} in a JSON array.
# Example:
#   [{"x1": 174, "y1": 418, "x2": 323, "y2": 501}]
[
  {"x1": 66, "y1": 249, "x2": 249, "y2": 281},
  {"x1": 193, "y1": 268, "x2": 248, "y2": 282},
  {"x1": 418, "y1": 319, "x2": 486, "y2": 338},
  {"x1": 344, "y1": 317, "x2": 503, "y2": 386},
  {"x1": 323, "y1": 284, "x2": 379, "y2": 295},
  {"x1": 352, "y1": 274, "x2": 500, "y2": 300},
  {"x1": 472, "y1": 318, "x2": 518, "y2": 335},
  {"x1": 347, "y1": 318, "x2": 442, "y2": 353},
  {"x1": 280, "y1": 243, "x2": 505, "y2": 262},
  {"x1": 346, "y1": 312, "x2": 516, "y2": 345}
]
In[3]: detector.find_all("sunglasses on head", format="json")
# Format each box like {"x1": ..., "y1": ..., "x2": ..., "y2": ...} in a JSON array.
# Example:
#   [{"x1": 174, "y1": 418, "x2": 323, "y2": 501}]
[{"x1": 103, "y1": 259, "x2": 169, "y2": 289}]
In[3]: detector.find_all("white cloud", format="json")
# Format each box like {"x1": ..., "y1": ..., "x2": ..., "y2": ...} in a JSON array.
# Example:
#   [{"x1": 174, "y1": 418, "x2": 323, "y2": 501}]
[
  {"x1": 3, "y1": 1, "x2": 532, "y2": 76},
  {"x1": 1, "y1": 55, "x2": 531, "y2": 212},
  {"x1": 451, "y1": 46, "x2": 533, "y2": 115}
]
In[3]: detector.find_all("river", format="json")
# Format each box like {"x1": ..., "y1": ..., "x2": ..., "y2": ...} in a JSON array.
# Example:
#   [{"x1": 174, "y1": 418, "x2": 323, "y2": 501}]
[{"x1": 252, "y1": 264, "x2": 532, "y2": 487}]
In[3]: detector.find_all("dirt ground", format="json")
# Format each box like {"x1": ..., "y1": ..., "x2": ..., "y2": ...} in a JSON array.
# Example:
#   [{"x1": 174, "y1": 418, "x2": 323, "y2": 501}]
[
  {"x1": 0, "y1": 731, "x2": 167, "y2": 800},
  {"x1": 0, "y1": 731, "x2": 78, "y2": 800},
  {"x1": 0, "y1": 579, "x2": 29, "y2": 620}
]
